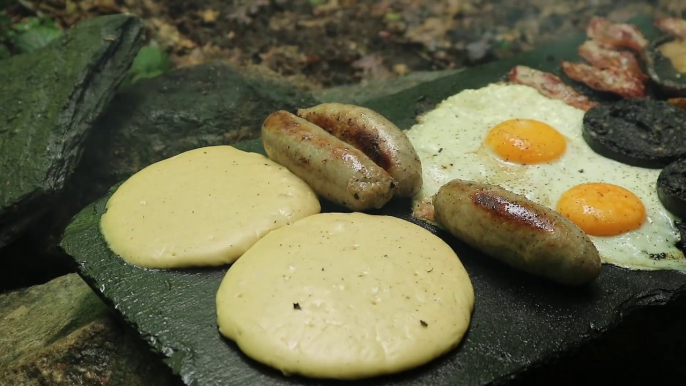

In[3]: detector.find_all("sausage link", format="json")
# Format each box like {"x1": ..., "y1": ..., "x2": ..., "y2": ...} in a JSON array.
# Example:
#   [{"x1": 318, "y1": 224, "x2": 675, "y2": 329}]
[
  {"x1": 433, "y1": 179, "x2": 601, "y2": 286},
  {"x1": 262, "y1": 111, "x2": 395, "y2": 211},
  {"x1": 297, "y1": 103, "x2": 422, "y2": 197}
]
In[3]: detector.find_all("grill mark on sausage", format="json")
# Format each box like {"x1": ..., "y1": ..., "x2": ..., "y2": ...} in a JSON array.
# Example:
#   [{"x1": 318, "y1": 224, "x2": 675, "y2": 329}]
[
  {"x1": 471, "y1": 190, "x2": 555, "y2": 232},
  {"x1": 265, "y1": 111, "x2": 373, "y2": 175},
  {"x1": 299, "y1": 113, "x2": 392, "y2": 170}
]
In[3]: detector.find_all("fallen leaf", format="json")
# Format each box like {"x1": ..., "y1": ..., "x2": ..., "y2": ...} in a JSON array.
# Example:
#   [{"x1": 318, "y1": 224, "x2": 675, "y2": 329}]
[
  {"x1": 268, "y1": 11, "x2": 298, "y2": 31},
  {"x1": 297, "y1": 17, "x2": 331, "y2": 28},
  {"x1": 404, "y1": 17, "x2": 454, "y2": 50},
  {"x1": 370, "y1": 0, "x2": 392, "y2": 17},
  {"x1": 352, "y1": 54, "x2": 394, "y2": 81},
  {"x1": 351, "y1": 54, "x2": 384, "y2": 73},
  {"x1": 142, "y1": 0, "x2": 164, "y2": 14},
  {"x1": 429, "y1": 0, "x2": 464, "y2": 18},
  {"x1": 668, "y1": 98, "x2": 686, "y2": 110},
  {"x1": 465, "y1": 39, "x2": 490, "y2": 62},
  {"x1": 150, "y1": 18, "x2": 196, "y2": 50},
  {"x1": 228, "y1": 0, "x2": 270, "y2": 25},
  {"x1": 65, "y1": 0, "x2": 79, "y2": 15},
  {"x1": 393, "y1": 63, "x2": 410, "y2": 75},
  {"x1": 172, "y1": 42, "x2": 229, "y2": 68},
  {"x1": 89, "y1": 0, "x2": 123, "y2": 13},
  {"x1": 312, "y1": 0, "x2": 341, "y2": 16},
  {"x1": 259, "y1": 45, "x2": 307, "y2": 76},
  {"x1": 200, "y1": 9, "x2": 220, "y2": 23}
]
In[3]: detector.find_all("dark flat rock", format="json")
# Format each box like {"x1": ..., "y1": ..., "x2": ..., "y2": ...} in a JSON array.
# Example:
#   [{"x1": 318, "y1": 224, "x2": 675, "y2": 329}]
[
  {"x1": 0, "y1": 14, "x2": 144, "y2": 248},
  {"x1": 59, "y1": 15, "x2": 686, "y2": 386},
  {"x1": 0, "y1": 274, "x2": 181, "y2": 386},
  {"x1": 75, "y1": 61, "x2": 318, "y2": 194},
  {"x1": 0, "y1": 56, "x2": 315, "y2": 293}
]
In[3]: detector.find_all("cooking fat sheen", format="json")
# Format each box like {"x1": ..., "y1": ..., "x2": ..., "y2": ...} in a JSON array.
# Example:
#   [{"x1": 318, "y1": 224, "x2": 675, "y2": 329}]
[{"x1": 405, "y1": 83, "x2": 685, "y2": 271}]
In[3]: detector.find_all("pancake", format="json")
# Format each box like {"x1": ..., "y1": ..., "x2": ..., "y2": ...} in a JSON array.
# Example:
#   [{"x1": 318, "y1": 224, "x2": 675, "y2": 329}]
[
  {"x1": 100, "y1": 145, "x2": 320, "y2": 268},
  {"x1": 216, "y1": 212, "x2": 474, "y2": 380}
]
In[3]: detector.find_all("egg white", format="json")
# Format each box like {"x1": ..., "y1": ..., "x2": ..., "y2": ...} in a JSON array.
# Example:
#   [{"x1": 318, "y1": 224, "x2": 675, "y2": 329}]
[{"x1": 406, "y1": 83, "x2": 685, "y2": 271}]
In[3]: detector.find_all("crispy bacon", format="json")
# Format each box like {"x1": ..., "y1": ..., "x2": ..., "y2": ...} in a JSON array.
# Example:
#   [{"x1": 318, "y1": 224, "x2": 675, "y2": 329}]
[
  {"x1": 668, "y1": 98, "x2": 686, "y2": 111},
  {"x1": 561, "y1": 61, "x2": 647, "y2": 99},
  {"x1": 656, "y1": 17, "x2": 686, "y2": 40},
  {"x1": 578, "y1": 40, "x2": 648, "y2": 82},
  {"x1": 586, "y1": 16, "x2": 647, "y2": 52},
  {"x1": 508, "y1": 65, "x2": 598, "y2": 111}
]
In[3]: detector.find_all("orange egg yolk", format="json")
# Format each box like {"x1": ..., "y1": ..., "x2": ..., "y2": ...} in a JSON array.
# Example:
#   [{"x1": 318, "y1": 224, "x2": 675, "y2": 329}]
[
  {"x1": 485, "y1": 119, "x2": 566, "y2": 164},
  {"x1": 556, "y1": 183, "x2": 646, "y2": 236}
]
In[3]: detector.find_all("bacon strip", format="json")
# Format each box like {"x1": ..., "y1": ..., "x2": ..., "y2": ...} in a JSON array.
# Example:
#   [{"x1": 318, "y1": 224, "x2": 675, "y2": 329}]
[
  {"x1": 586, "y1": 16, "x2": 647, "y2": 52},
  {"x1": 668, "y1": 98, "x2": 686, "y2": 111},
  {"x1": 578, "y1": 40, "x2": 648, "y2": 82},
  {"x1": 656, "y1": 17, "x2": 686, "y2": 40},
  {"x1": 561, "y1": 61, "x2": 647, "y2": 99},
  {"x1": 508, "y1": 65, "x2": 598, "y2": 111}
]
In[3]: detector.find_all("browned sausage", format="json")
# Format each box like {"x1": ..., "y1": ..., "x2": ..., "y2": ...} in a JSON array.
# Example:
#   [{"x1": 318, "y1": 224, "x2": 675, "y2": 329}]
[
  {"x1": 297, "y1": 103, "x2": 422, "y2": 197},
  {"x1": 433, "y1": 179, "x2": 601, "y2": 285},
  {"x1": 262, "y1": 111, "x2": 395, "y2": 211}
]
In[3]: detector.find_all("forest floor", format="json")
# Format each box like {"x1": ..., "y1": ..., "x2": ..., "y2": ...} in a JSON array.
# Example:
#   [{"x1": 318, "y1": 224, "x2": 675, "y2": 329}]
[{"x1": 4, "y1": 0, "x2": 686, "y2": 89}]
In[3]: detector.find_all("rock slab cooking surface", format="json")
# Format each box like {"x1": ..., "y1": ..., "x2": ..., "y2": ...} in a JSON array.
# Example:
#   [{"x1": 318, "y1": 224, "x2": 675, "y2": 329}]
[
  {"x1": 0, "y1": 14, "x2": 144, "y2": 248},
  {"x1": 76, "y1": 61, "x2": 318, "y2": 194},
  {"x1": 60, "y1": 16, "x2": 686, "y2": 386}
]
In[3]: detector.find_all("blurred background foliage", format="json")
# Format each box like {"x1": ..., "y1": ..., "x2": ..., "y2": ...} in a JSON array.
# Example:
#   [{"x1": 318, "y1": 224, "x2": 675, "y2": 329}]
[{"x1": 1, "y1": 0, "x2": 170, "y2": 84}]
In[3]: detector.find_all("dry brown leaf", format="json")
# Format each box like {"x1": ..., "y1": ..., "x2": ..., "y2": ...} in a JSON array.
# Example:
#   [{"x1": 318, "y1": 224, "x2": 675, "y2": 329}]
[
  {"x1": 668, "y1": 98, "x2": 686, "y2": 111},
  {"x1": 90, "y1": 0, "x2": 122, "y2": 13},
  {"x1": 370, "y1": 0, "x2": 393, "y2": 17},
  {"x1": 405, "y1": 17, "x2": 455, "y2": 50},
  {"x1": 149, "y1": 18, "x2": 196, "y2": 51},
  {"x1": 429, "y1": 0, "x2": 465, "y2": 18},
  {"x1": 351, "y1": 54, "x2": 393, "y2": 81},
  {"x1": 142, "y1": 0, "x2": 164, "y2": 14},
  {"x1": 606, "y1": 4, "x2": 653, "y2": 23},
  {"x1": 228, "y1": 0, "x2": 270, "y2": 25},
  {"x1": 172, "y1": 42, "x2": 232, "y2": 68},
  {"x1": 658, "y1": 0, "x2": 686, "y2": 16},
  {"x1": 172, "y1": 47, "x2": 205, "y2": 68},
  {"x1": 269, "y1": 11, "x2": 298, "y2": 31},
  {"x1": 200, "y1": 9, "x2": 220, "y2": 23},
  {"x1": 297, "y1": 17, "x2": 331, "y2": 28},
  {"x1": 393, "y1": 63, "x2": 410, "y2": 76},
  {"x1": 313, "y1": 0, "x2": 341, "y2": 16},
  {"x1": 259, "y1": 45, "x2": 307, "y2": 75},
  {"x1": 351, "y1": 54, "x2": 383, "y2": 72},
  {"x1": 533, "y1": 2, "x2": 572, "y2": 18}
]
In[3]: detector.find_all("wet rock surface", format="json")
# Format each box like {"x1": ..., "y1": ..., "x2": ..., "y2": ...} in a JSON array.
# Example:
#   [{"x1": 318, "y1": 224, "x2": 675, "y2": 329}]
[
  {"x1": 75, "y1": 61, "x2": 318, "y2": 196},
  {"x1": 0, "y1": 274, "x2": 181, "y2": 386},
  {"x1": 1, "y1": 273, "x2": 684, "y2": 385},
  {"x1": 0, "y1": 60, "x2": 317, "y2": 293},
  {"x1": 0, "y1": 14, "x2": 144, "y2": 249},
  {"x1": 313, "y1": 69, "x2": 462, "y2": 105},
  {"x1": 518, "y1": 301, "x2": 686, "y2": 385}
]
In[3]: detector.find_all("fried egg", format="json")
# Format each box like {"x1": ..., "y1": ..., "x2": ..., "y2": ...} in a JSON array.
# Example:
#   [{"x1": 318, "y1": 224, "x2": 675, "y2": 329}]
[{"x1": 406, "y1": 83, "x2": 685, "y2": 271}]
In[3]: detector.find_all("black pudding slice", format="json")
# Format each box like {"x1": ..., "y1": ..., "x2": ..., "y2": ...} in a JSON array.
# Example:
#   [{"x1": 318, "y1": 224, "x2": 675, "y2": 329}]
[
  {"x1": 582, "y1": 99, "x2": 686, "y2": 168},
  {"x1": 657, "y1": 158, "x2": 686, "y2": 219}
]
